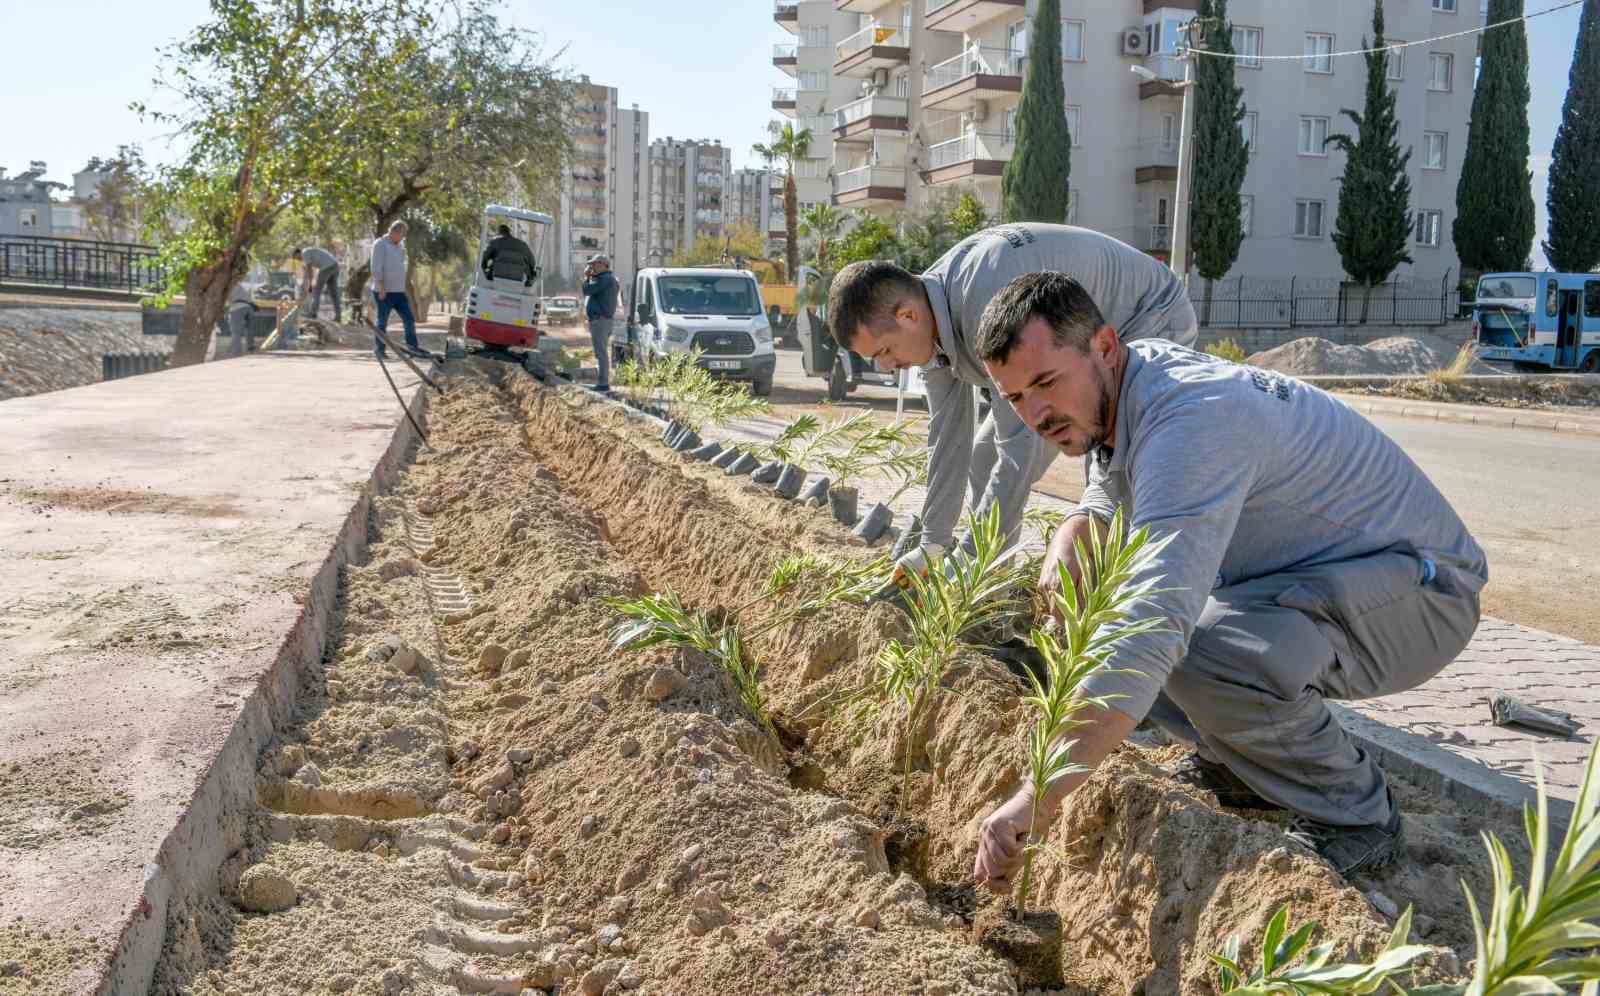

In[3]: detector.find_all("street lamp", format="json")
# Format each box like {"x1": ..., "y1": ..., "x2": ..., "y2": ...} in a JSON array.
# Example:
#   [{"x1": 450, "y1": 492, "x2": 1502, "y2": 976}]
[{"x1": 1131, "y1": 43, "x2": 1198, "y2": 283}]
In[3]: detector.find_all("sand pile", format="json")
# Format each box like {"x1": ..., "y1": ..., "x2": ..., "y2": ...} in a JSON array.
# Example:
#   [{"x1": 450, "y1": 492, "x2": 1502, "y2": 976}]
[{"x1": 1248, "y1": 334, "x2": 1497, "y2": 378}]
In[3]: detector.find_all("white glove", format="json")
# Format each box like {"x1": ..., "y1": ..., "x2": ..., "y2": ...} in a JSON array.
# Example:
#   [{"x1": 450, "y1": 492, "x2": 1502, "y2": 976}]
[{"x1": 889, "y1": 542, "x2": 946, "y2": 591}]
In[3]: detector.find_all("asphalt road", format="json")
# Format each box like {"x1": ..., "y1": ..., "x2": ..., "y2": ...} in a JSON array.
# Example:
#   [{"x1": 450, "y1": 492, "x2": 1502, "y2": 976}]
[{"x1": 766, "y1": 346, "x2": 1600, "y2": 645}]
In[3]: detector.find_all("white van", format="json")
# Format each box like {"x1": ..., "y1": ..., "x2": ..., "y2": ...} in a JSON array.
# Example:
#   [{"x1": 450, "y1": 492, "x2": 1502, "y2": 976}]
[{"x1": 622, "y1": 267, "x2": 777, "y2": 396}]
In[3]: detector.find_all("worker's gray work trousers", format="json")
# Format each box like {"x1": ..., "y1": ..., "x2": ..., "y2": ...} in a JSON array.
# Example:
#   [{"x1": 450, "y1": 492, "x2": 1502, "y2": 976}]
[
  {"x1": 226, "y1": 305, "x2": 252, "y2": 358},
  {"x1": 309, "y1": 265, "x2": 341, "y2": 321},
  {"x1": 1144, "y1": 550, "x2": 1482, "y2": 827},
  {"x1": 589, "y1": 317, "x2": 615, "y2": 389},
  {"x1": 966, "y1": 410, "x2": 1060, "y2": 537}
]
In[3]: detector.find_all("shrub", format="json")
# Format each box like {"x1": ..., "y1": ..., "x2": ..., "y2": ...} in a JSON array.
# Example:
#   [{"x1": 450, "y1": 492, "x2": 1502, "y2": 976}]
[{"x1": 1206, "y1": 338, "x2": 1249, "y2": 363}]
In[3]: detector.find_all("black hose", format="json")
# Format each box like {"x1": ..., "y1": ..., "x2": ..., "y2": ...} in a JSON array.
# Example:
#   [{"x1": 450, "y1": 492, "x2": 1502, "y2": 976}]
[{"x1": 375, "y1": 348, "x2": 430, "y2": 449}]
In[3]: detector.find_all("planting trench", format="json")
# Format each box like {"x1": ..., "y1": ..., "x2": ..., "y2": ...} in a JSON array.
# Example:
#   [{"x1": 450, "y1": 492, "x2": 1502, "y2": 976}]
[{"x1": 145, "y1": 359, "x2": 1514, "y2": 995}]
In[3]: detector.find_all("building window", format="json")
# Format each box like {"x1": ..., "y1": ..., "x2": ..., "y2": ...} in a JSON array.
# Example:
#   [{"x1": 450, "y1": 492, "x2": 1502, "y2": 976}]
[
  {"x1": 1232, "y1": 26, "x2": 1263, "y2": 69},
  {"x1": 1064, "y1": 105, "x2": 1081, "y2": 145},
  {"x1": 798, "y1": 71, "x2": 826, "y2": 91},
  {"x1": 18, "y1": 208, "x2": 39, "y2": 230},
  {"x1": 1062, "y1": 19, "x2": 1085, "y2": 62},
  {"x1": 1162, "y1": 112, "x2": 1177, "y2": 145},
  {"x1": 1304, "y1": 33, "x2": 1334, "y2": 74},
  {"x1": 1241, "y1": 110, "x2": 1258, "y2": 156},
  {"x1": 1428, "y1": 53, "x2": 1453, "y2": 91},
  {"x1": 1432, "y1": 0, "x2": 1456, "y2": 11},
  {"x1": 1415, "y1": 209, "x2": 1442, "y2": 246},
  {"x1": 1294, "y1": 199, "x2": 1325, "y2": 238},
  {"x1": 1424, "y1": 131, "x2": 1448, "y2": 170},
  {"x1": 1240, "y1": 195, "x2": 1254, "y2": 237},
  {"x1": 1386, "y1": 43, "x2": 1405, "y2": 80},
  {"x1": 801, "y1": 25, "x2": 829, "y2": 48},
  {"x1": 1298, "y1": 116, "x2": 1330, "y2": 156}
]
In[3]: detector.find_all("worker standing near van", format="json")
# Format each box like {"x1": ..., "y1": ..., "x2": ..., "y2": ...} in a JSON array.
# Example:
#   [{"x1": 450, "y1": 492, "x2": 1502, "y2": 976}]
[
  {"x1": 826, "y1": 224, "x2": 1197, "y2": 576},
  {"x1": 582, "y1": 254, "x2": 620, "y2": 393}
]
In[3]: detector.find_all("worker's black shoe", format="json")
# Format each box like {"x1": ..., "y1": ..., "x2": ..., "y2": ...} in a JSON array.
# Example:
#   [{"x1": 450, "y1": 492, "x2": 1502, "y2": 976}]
[
  {"x1": 1172, "y1": 753, "x2": 1283, "y2": 811},
  {"x1": 1285, "y1": 805, "x2": 1404, "y2": 878}
]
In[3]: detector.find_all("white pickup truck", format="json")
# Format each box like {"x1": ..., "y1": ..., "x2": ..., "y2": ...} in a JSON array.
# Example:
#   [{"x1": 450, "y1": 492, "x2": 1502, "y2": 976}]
[{"x1": 620, "y1": 267, "x2": 777, "y2": 396}]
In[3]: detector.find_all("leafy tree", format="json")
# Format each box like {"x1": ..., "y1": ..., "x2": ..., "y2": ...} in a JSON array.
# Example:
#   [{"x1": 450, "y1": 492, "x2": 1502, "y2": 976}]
[
  {"x1": 752, "y1": 122, "x2": 812, "y2": 284},
  {"x1": 899, "y1": 190, "x2": 988, "y2": 272},
  {"x1": 1455, "y1": 0, "x2": 1536, "y2": 275},
  {"x1": 668, "y1": 223, "x2": 769, "y2": 269},
  {"x1": 949, "y1": 190, "x2": 990, "y2": 239},
  {"x1": 1326, "y1": 0, "x2": 1413, "y2": 323},
  {"x1": 799, "y1": 202, "x2": 846, "y2": 271},
  {"x1": 139, "y1": 0, "x2": 423, "y2": 365},
  {"x1": 1543, "y1": 0, "x2": 1600, "y2": 272},
  {"x1": 1189, "y1": 0, "x2": 1250, "y2": 325},
  {"x1": 1001, "y1": 0, "x2": 1070, "y2": 223},
  {"x1": 830, "y1": 214, "x2": 899, "y2": 269},
  {"x1": 82, "y1": 147, "x2": 152, "y2": 244}
]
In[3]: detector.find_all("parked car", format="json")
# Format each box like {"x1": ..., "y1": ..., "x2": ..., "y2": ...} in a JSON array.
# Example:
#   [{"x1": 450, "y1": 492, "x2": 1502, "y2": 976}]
[
  {"x1": 543, "y1": 296, "x2": 580, "y2": 326},
  {"x1": 620, "y1": 267, "x2": 776, "y2": 396}
]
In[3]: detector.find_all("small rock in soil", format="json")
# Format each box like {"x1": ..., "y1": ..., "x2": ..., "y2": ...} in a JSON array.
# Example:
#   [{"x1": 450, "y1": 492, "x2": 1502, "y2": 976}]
[
  {"x1": 579, "y1": 958, "x2": 622, "y2": 996},
  {"x1": 504, "y1": 647, "x2": 532, "y2": 671},
  {"x1": 1366, "y1": 890, "x2": 1399, "y2": 919},
  {"x1": 236, "y1": 864, "x2": 297, "y2": 913},
  {"x1": 597, "y1": 923, "x2": 623, "y2": 946},
  {"x1": 294, "y1": 763, "x2": 322, "y2": 788},
  {"x1": 619, "y1": 737, "x2": 640, "y2": 758},
  {"x1": 478, "y1": 644, "x2": 509, "y2": 674},
  {"x1": 366, "y1": 634, "x2": 403, "y2": 663},
  {"x1": 1414, "y1": 913, "x2": 1437, "y2": 938},
  {"x1": 376, "y1": 557, "x2": 417, "y2": 581},
  {"x1": 643, "y1": 668, "x2": 688, "y2": 703},
  {"x1": 855, "y1": 908, "x2": 880, "y2": 930},
  {"x1": 507, "y1": 747, "x2": 534, "y2": 764},
  {"x1": 389, "y1": 644, "x2": 419, "y2": 674}
]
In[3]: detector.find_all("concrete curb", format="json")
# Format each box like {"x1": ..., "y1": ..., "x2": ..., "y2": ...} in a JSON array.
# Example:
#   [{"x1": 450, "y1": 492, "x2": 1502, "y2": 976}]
[
  {"x1": 97, "y1": 381, "x2": 427, "y2": 995},
  {"x1": 1336, "y1": 394, "x2": 1600, "y2": 438}
]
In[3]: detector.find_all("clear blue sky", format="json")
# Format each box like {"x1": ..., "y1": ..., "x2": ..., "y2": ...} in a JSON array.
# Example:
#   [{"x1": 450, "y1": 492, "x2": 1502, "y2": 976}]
[{"x1": 0, "y1": 0, "x2": 1583, "y2": 265}]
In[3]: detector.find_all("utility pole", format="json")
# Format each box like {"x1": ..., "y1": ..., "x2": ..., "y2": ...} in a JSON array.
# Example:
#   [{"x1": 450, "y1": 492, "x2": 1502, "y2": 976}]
[{"x1": 1170, "y1": 20, "x2": 1199, "y2": 282}]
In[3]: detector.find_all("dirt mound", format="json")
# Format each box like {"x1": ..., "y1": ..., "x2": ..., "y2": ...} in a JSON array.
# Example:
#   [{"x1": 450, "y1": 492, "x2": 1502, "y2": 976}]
[{"x1": 1248, "y1": 334, "x2": 1497, "y2": 377}]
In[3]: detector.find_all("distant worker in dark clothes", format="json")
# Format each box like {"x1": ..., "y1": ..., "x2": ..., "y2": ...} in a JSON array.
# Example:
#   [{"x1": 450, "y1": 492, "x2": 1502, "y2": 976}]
[
  {"x1": 293, "y1": 246, "x2": 342, "y2": 321},
  {"x1": 481, "y1": 224, "x2": 537, "y2": 286}
]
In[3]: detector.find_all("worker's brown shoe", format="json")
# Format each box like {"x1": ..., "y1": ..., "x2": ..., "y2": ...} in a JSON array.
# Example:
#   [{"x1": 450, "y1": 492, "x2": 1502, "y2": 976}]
[
  {"x1": 1172, "y1": 753, "x2": 1283, "y2": 811},
  {"x1": 1285, "y1": 805, "x2": 1404, "y2": 878}
]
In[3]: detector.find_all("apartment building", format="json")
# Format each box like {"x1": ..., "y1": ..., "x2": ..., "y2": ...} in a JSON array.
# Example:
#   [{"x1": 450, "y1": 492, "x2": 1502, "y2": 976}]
[
  {"x1": 554, "y1": 79, "x2": 650, "y2": 292},
  {"x1": 724, "y1": 167, "x2": 786, "y2": 252},
  {"x1": 646, "y1": 138, "x2": 735, "y2": 265},
  {"x1": 791, "y1": 0, "x2": 1482, "y2": 283},
  {"x1": 770, "y1": 1, "x2": 867, "y2": 225}
]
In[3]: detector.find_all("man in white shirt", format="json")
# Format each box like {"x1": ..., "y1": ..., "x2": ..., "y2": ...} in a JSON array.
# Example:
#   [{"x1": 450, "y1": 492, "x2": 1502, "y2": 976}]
[{"x1": 370, "y1": 221, "x2": 418, "y2": 357}]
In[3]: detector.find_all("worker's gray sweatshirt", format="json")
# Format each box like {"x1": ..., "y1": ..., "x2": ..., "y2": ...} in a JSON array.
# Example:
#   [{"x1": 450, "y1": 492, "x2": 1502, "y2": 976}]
[
  {"x1": 1075, "y1": 339, "x2": 1488, "y2": 719},
  {"x1": 301, "y1": 246, "x2": 337, "y2": 272},
  {"x1": 919, "y1": 223, "x2": 1198, "y2": 549}
]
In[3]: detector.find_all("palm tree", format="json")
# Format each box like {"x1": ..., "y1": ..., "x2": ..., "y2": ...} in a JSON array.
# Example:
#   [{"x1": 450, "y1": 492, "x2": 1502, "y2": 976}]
[
  {"x1": 798, "y1": 202, "x2": 846, "y2": 271},
  {"x1": 752, "y1": 121, "x2": 813, "y2": 285}
]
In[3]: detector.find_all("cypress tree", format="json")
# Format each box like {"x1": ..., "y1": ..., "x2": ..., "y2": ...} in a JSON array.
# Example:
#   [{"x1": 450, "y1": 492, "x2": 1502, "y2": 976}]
[
  {"x1": 1543, "y1": 0, "x2": 1600, "y2": 272},
  {"x1": 1454, "y1": 0, "x2": 1536, "y2": 275},
  {"x1": 1001, "y1": 0, "x2": 1070, "y2": 223},
  {"x1": 1326, "y1": 0, "x2": 1413, "y2": 323},
  {"x1": 1189, "y1": 0, "x2": 1250, "y2": 325}
]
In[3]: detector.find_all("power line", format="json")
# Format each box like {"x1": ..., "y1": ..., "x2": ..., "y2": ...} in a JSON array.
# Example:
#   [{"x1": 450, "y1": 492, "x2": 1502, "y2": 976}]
[{"x1": 1186, "y1": 0, "x2": 1580, "y2": 63}]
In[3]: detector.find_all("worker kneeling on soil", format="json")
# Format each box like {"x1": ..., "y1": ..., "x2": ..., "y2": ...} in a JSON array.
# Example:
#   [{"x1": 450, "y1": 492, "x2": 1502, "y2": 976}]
[
  {"x1": 827, "y1": 224, "x2": 1196, "y2": 573},
  {"x1": 970, "y1": 272, "x2": 1487, "y2": 882}
]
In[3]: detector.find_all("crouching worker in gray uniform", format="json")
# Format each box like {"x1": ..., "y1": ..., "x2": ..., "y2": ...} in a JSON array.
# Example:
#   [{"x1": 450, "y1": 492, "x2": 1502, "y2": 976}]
[
  {"x1": 970, "y1": 272, "x2": 1486, "y2": 881},
  {"x1": 826, "y1": 224, "x2": 1197, "y2": 577}
]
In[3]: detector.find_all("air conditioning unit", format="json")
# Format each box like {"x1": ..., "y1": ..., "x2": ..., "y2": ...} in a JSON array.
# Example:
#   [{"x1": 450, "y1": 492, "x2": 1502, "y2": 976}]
[
  {"x1": 871, "y1": 67, "x2": 890, "y2": 88},
  {"x1": 971, "y1": 100, "x2": 990, "y2": 123},
  {"x1": 1121, "y1": 28, "x2": 1148, "y2": 57}
]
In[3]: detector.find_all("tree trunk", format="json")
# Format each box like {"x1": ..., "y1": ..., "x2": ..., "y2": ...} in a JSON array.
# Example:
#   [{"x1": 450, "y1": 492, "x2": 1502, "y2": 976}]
[
  {"x1": 406, "y1": 253, "x2": 430, "y2": 323},
  {"x1": 1359, "y1": 282, "x2": 1373, "y2": 324},
  {"x1": 172, "y1": 259, "x2": 235, "y2": 367},
  {"x1": 1202, "y1": 278, "x2": 1215, "y2": 328},
  {"x1": 784, "y1": 173, "x2": 799, "y2": 286}
]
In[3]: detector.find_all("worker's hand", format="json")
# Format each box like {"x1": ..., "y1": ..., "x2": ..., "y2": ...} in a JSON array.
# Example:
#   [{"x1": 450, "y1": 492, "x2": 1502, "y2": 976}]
[
  {"x1": 973, "y1": 789, "x2": 1049, "y2": 895},
  {"x1": 888, "y1": 542, "x2": 946, "y2": 592},
  {"x1": 1036, "y1": 514, "x2": 1102, "y2": 623}
]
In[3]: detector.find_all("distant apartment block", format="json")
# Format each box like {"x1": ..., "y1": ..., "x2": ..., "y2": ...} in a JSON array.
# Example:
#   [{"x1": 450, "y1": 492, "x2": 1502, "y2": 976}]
[
  {"x1": 647, "y1": 138, "x2": 734, "y2": 265},
  {"x1": 555, "y1": 79, "x2": 650, "y2": 292},
  {"x1": 785, "y1": 0, "x2": 1482, "y2": 282},
  {"x1": 723, "y1": 167, "x2": 785, "y2": 254},
  {"x1": 0, "y1": 167, "x2": 57, "y2": 239}
]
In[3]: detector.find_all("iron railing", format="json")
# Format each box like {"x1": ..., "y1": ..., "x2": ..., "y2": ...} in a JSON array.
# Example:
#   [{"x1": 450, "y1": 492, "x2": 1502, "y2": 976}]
[
  {"x1": 1188, "y1": 274, "x2": 1461, "y2": 328},
  {"x1": 925, "y1": 46, "x2": 1022, "y2": 93},
  {"x1": 0, "y1": 235, "x2": 168, "y2": 295},
  {"x1": 926, "y1": 131, "x2": 1015, "y2": 169},
  {"x1": 837, "y1": 23, "x2": 909, "y2": 62},
  {"x1": 834, "y1": 165, "x2": 906, "y2": 195},
  {"x1": 835, "y1": 94, "x2": 909, "y2": 129}
]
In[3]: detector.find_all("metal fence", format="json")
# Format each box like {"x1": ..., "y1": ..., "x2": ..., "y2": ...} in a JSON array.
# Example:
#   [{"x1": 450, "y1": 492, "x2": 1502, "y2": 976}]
[
  {"x1": 1188, "y1": 274, "x2": 1461, "y2": 328},
  {"x1": 0, "y1": 235, "x2": 168, "y2": 295}
]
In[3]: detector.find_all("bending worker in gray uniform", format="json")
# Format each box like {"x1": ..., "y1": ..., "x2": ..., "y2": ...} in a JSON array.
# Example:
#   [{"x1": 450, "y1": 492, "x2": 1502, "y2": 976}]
[
  {"x1": 827, "y1": 224, "x2": 1196, "y2": 570},
  {"x1": 293, "y1": 246, "x2": 341, "y2": 322},
  {"x1": 970, "y1": 272, "x2": 1486, "y2": 881}
]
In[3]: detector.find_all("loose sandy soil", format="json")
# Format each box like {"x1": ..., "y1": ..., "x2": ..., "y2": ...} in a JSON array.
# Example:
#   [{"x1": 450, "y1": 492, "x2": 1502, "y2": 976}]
[
  {"x1": 1247, "y1": 334, "x2": 1496, "y2": 378},
  {"x1": 111, "y1": 361, "x2": 1531, "y2": 995},
  {"x1": 1354, "y1": 375, "x2": 1600, "y2": 411}
]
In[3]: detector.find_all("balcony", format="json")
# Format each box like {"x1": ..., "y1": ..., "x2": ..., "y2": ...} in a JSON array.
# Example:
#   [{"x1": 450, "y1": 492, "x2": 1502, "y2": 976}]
[
  {"x1": 835, "y1": 23, "x2": 911, "y2": 78},
  {"x1": 1134, "y1": 140, "x2": 1180, "y2": 183},
  {"x1": 924, "y1": 0, "x2": 1025, "y2": 34},
  {"x1": 832, "y1": 165, "x2": 908, "y2": 207},
  {"x1": 1137, "y1": 53, "x2": 1188, "y2": 99},
  {"x1": 833, "y1": 94, "x2": 910, "y2": 144},
  {"x1": 837, "y1": 0, "x2": 895, "y2": 11},
  {"x1": 773, "y1": 43, "x2": 798, "y2": 74},
  {"x1": 774, "y1": 0, "x2": 799, "y2": 32},
  {"x1": 921, "y1": 130, "x2": 1015, "y2": 184},
  {"x1": 923, "y1": 47, "x2": 1023, "y2": 111},
  {"x1": 772, "y1": 87, "x2": 797, "y2": 115},
  {"x1": 1144, "y1": 0, "x2": 1199, "y2": 11}
]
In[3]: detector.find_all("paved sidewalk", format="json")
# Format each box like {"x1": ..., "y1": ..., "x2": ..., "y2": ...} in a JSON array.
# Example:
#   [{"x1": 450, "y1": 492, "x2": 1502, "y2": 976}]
[{"x1": 691, "y1": 405, "x2": 1600, "y2": 820}]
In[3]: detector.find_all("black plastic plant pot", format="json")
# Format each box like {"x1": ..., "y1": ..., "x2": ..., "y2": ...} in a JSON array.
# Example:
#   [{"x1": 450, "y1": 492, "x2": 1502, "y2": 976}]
[
  {"x1": 852, "y1": 502, "x2": 893, "y2": 542},
  {"x1": 710, "y1": 447, "x2": 742, "y2": 470},
  {"x1": 725, "y1": 452, "x2": 760, "y2": 476},
  {"x1": 751, "y1": 460, "x2": 783, "y2": 485},
  {"x1": 798, "y1": 476, "x2": 831, "y2": 507},
  {"x1": 688, "y1": 441, "x2": 723, "y2": 461},
  {"x1": 828, "y1": 486, "x2": 859, "y2": 526},
  {"x1": 773, "y1": 464, "x2": 806, "y2": 500},
  {"x1": 671, "y1": 429, "x2": 702, "y2": 453},
  {"x1": 889, "y1": 513, "x2": 924, "y2": 561},
  {"x1": 662, "y1": 419, "x2": 683, "y2": 444}
]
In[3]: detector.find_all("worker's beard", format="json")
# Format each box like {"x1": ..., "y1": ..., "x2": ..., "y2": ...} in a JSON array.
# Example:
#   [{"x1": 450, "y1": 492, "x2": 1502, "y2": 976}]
[{"x1": 1036, "y1": 363, "x2": 1114, "y2": 457}]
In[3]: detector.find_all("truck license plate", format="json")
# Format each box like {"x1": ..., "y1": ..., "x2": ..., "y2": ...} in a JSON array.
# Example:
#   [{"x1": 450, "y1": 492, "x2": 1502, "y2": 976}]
[{"x1": 708, "y1": 360, "x2": 740, "y2": 370}]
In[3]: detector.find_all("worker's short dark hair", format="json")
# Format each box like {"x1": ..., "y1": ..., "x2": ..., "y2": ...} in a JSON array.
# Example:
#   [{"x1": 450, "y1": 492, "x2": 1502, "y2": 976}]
[
  {"x1": 497, "y1": 224, "x2": 511, "y2": 237},
  {"x1": 826, "y1": 260, "x2": 922, "y2": 350},
  {"x1": 291, "y1": 248, "x2": 302, "y2": 259},
  {"x1": 976, "y1": 272, "x2": 1106, "y2": 366}
]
